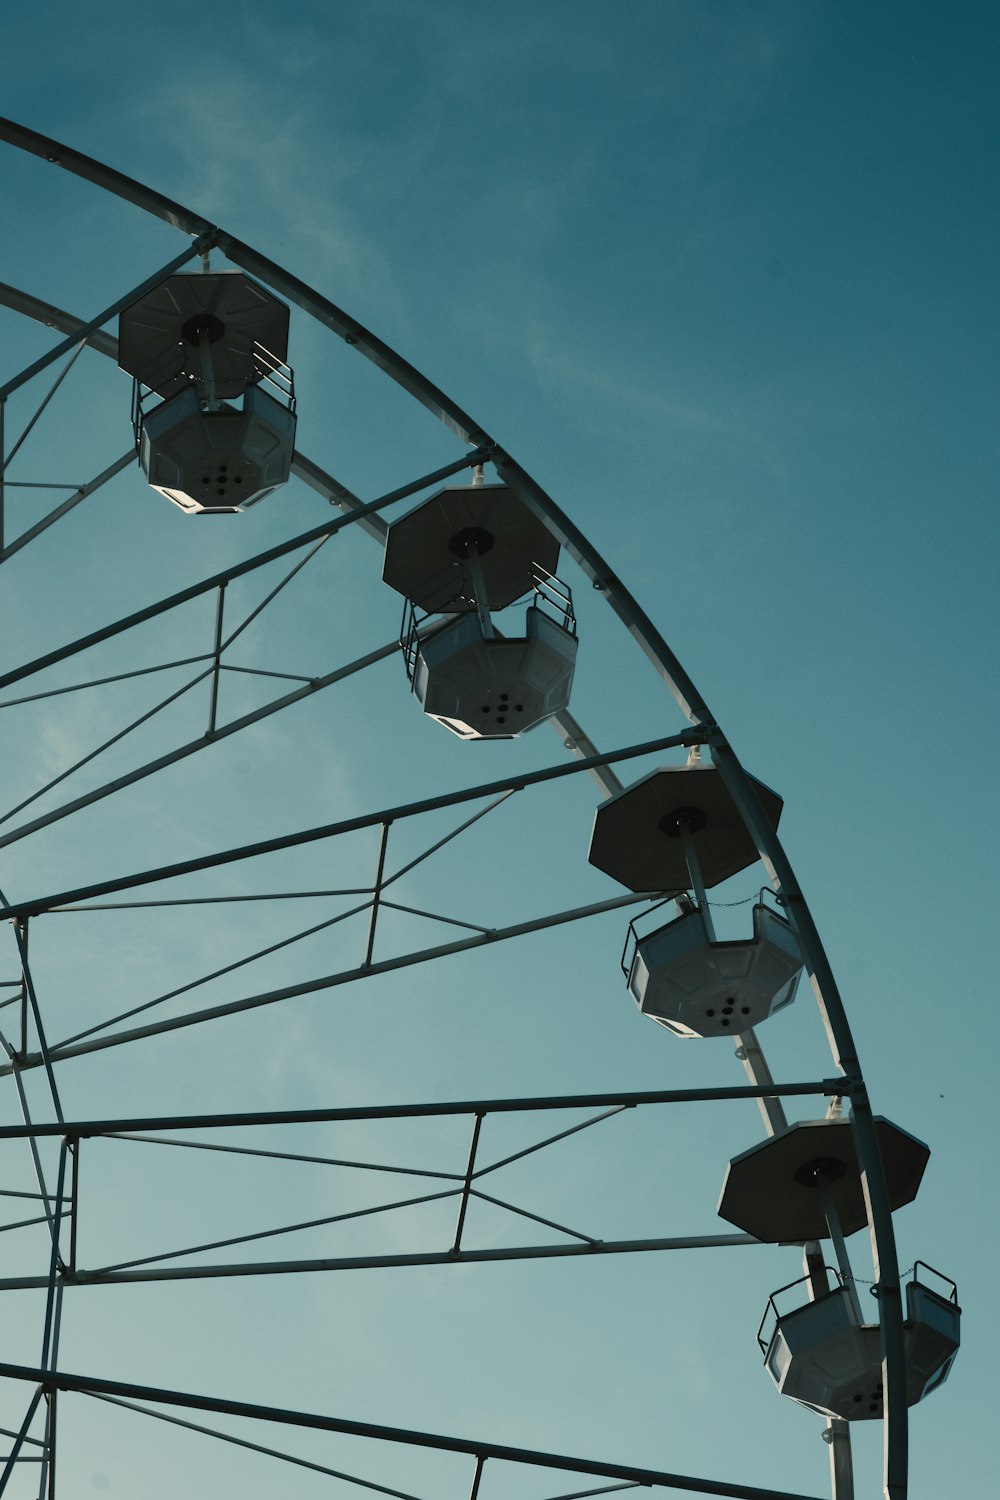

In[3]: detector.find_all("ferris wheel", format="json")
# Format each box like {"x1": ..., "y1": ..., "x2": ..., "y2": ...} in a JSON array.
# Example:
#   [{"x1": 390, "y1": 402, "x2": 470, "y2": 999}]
[{"x1": 0, "y1": 117, "x2": 959, "y2": 1500}]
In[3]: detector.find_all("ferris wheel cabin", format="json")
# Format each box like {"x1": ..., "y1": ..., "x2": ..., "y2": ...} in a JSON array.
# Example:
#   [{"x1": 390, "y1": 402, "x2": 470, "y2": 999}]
[
  {"x1": 383, "y1": 480, "x2": 579, "y2": 738},
  {"x1": 118, "y1": 270, "x2": 296, "y2": 512}
]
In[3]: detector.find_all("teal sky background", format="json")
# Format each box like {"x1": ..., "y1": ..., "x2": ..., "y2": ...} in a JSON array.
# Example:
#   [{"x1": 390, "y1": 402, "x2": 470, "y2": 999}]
[{"x1": 0, "y1": 3, "x2": 996, "y2": 1498}]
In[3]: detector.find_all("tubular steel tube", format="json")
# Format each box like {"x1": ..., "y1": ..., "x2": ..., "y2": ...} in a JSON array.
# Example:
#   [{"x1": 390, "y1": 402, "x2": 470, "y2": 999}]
[
  {"x1": 0, "y1": 1079, "x2": 841, "y2": 1142},
  {"x1": 0, "y1": 1359, "x2": 824, "y2": 1500}
]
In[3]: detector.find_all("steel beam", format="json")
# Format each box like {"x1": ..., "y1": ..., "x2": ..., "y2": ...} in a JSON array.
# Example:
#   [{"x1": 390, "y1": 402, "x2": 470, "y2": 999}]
[
  {"x1": 0, "y1": 1358, "x2": 824, "y2": 1500},
  {"x1": 1, "y1": 730, "x2": 699, "y2": 921},
  {"x1": 0, "y1": 1079, "x2": 840, "y2": 1141}
]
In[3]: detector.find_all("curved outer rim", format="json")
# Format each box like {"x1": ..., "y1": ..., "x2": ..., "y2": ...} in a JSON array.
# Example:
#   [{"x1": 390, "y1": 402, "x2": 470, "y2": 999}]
[{"x1": 0, "y1": 114, "x2": 909, "y2": 1500}]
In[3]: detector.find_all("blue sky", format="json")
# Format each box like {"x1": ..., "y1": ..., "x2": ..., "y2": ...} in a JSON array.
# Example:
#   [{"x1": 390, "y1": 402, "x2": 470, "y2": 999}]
[{"x1": 0, "y1": 3, "x2": 997, "y2": 1498}]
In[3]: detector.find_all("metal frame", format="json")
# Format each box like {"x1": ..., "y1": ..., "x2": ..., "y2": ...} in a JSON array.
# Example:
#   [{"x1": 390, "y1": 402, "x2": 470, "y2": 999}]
[
  {"x1": 0, "y1": 1359, "x2": 828, "y2": 1500},
  {"x1": 0, "y1": 1082, "x2": 842, "y2": 1290},
  {"x1": 0, "y1": 114, "x2": 919, "y2": 1500}
]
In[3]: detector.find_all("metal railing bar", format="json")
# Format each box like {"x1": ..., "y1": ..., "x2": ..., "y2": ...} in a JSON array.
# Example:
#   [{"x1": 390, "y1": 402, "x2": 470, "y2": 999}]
[
  {"x1": 0, "y1": 451, "x2": 134, "y2": 564},
  {"x1": 473, "y1": 1107, "x2": 629, "y2": 1181},
  {"x1": 0, "y1": 1426, "x2": 43, "y2": 1450},
  {"x1": 467, "y1": 1188, "x2": 599, "y2": 1246},
  {"x1": 0, "y1": 1388, "x2": 44, "y2": 1497},
  {"x1": 37, "y1": 1386, "x2": 56, "y2": 1500},
  {"x1": 67, "y1": 1143, "x2": 79, "y2": 1278},
  {"x1": 8, "y1": 890, "x2": 667, "y2": 1069},
  {"x1": 219, "y1": 664, "x2": 317, "y2": 685},
  {"x1": 0, "y1": 664, "x2": 214, "y2": 831},
  {"x1": 379, "y1": 790, "x2": 517, "y2": 889},
  {"x1": 0, "y1": 655, "x2": 214, "y2": 710},
  {"x1": 206, "y1": 586, "x2": 226, "y2": 736},
  {"x1": 0, "y1": 1080, "x2": 841, "y2": 1142},
  {"x1": 4, "y1": 730, "x2": 698, "y2": 920},
  {"x1": 0, "y1": 641, "x2": 399, "y2": 854},
  {"x1": 104, "y1": 1132, "x2": 464, "y2": 1182},
  {"x1": 53, "y1": 896, "x2": 373, "y2": 1051},
  {"x1": 0, "y1": 1029, "x2": 57, "y2": 1239},
  {"x1": 85, "y1": 1391, "x2": 428, "y2": 1500},
  {"x1": 89, "y1": 1187, "x2": 460, "y2": 1275},
  {"x1": 38, "y1": 1146, "x2": 68, "y2": 1368},
  {"x1": 217, "y1": 534, "x2": 332, "y2": 657},
  {"x1": 363, "y1": 823, "x2": 391, "y2": 969},
  {"x1": 2, "y1": 341, "x2": 87, "y2": 473},
  {"x1": 450, "y1": 1115, "x2": 482, "y2": 1256},
  {"x1": 0, "y1": 1233, "x2": 764, "y2": 1290},
  {"x1": 10, "y1": 920, "x2": 63, "y2": 1124},
  {"x1": 50, "y1": 888, "x2": 375, "y2": 911},
  {"x1": 0, "y1": 1354, "x2": 822, "y2": 1499},
  {"x1": 0, "y1": 1212, "x2": 69, "y2": 1236},
  {"x1": 378, "y1": 900, "x2": 493, "y2": 937},
  {"x1": 541, "y1": 1484, "x2": 641, "y2": 1500},
  {"x1": 60, "y1": 1078, "x2": 864, "y2": 1152}
]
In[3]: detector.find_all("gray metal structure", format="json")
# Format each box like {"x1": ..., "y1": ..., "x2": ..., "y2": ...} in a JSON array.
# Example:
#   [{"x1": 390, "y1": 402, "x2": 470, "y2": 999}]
[{"x1": 0, "y1": 115, "x2": 953, "y2": 1500}]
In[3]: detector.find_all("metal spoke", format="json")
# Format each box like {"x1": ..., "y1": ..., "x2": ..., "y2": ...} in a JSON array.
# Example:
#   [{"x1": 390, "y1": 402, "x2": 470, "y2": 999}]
[
  {"x1": 0, "y1": 655, "x2": 214, "y2": 710},
  {"x1": 473, "y1": 1106, "x2": 630, "y2": 1180},
  {"x1": 50, "y1": 888, "x2": 375, "y2": 911},
  {"x1": 363, "y1": 823, "x2": 391, "y2": 968},
  {"x1": 0, "y1": 663, "x2": 214, "y2": 829},
  {"x1": 380, "y1": 790, "x2": 517, "y2": 888},
  {"x1": 0, "y1": 641, "x2": 399, "y2": 852},
  {"x1": 0, "y1": 1389, "x2": 44, "y2": 1497},
  {"x1": 0, "y1": 1233, "x2": 763, "y2": 1291},
  {"x1": 104, "y1": 1132, "x2": 464, "y2": 1183},
  {"x1": 468, "y1": 1187, "x2": 600, "y2": 1246},
  {"x1": 0, "y1": 1079, "x2": 843, "y2": 1144},
  {"x1": 85, "y1": 1391, "x2": 429, "y2": 1500},
  {"x1": 207, "y1": 585, "x2": 226, "y2": 735},
  {"x1": 0, "y1": 1213, "x2": 69, "y2": 1237},
  {"x1": 541, "y1": 1486, "x2": 642, "y2": 1500},
  {"x1": 89, "y1": 1186, "x2": 460, "y2": 1275},
  {"x1": 51, "y1": 896, "x2": 373, "y2": 1051},
  {"x1": 0, "y1": 451, "x2": 134, "y2": 562},
  {"x1": 0, "y1": 1425, "x2": 44, "y2": 1450},
  {"x1": 2, "y1": 341, "x2": 87, "y2": 473},
  {"x1": 0, "y1": 1358, "x2": 826, "y2": 1500},
  {"x1": 10, "y1": 919, "x2": 63, "y2": 1123},
  {"x1": 218, "y1": 663, "x2": 317, "y2": 685},
  {"x1": 3, "y1": 729, "x2": 697, "y2": 919},
  {"x1": 378, "y1": 900, "x2": 493, "y2": 936},
  {"x1": 7, "y1": 890, "x2": 664, "y2": 1071},
  {"x1": 217, "y1": 532, "x2": 332, "y2": 656}
]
